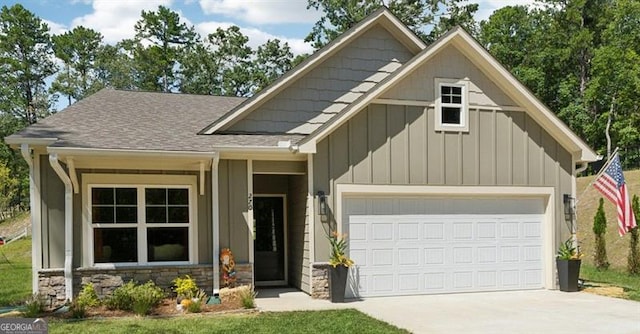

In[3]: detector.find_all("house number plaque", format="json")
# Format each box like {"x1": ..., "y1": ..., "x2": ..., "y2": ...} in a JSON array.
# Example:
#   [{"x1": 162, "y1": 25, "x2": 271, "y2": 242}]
[{"x1": 248, "y1": 193, "x2": 253, "y2": 210}]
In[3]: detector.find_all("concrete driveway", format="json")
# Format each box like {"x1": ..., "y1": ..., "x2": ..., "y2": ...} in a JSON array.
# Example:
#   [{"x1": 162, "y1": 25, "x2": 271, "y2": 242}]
[{"x1": 256, "y1": 289, "x2": 640, "y2": 334}]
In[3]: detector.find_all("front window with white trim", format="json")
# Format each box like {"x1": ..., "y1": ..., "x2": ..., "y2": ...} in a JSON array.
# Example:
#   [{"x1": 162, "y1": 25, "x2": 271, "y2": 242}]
[
  {"x1": 435, "y1": 78, "x2": 469, "y2": 132},
  {"x1": 86, "y1": 175, "x2": 197, "y2": 266}
]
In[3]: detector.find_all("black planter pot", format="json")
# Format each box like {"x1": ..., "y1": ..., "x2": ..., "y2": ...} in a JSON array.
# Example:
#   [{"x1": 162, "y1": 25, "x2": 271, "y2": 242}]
[
  {"x1": 329, "y1": 265, "x2": 349, "y2": 303},
  {"x1": 556, "y1": 258, "x2": 581, "y2": 292}
]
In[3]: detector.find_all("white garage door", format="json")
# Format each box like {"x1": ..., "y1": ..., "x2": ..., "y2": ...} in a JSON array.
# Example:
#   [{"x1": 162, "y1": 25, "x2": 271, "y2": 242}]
[{"x1": 344, "y1": 197, "x2": 545, "y2": 297}]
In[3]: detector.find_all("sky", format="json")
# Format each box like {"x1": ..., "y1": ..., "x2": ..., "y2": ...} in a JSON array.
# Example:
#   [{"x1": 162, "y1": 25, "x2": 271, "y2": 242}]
[{"x1": 5, "y1": 0, "x2": 537, "y2": 56}]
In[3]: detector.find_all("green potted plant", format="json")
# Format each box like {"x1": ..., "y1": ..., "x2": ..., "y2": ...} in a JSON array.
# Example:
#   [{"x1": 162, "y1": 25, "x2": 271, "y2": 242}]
[
  {"x1": 328, "y1": 231, "x2": 354, "y2": 303},
  {"x1": 556, "y1": 238, "x2": 583, "y2": 292}
]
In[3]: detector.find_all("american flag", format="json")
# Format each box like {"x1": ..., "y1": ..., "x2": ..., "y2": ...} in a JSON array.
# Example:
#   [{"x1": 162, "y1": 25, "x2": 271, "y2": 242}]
[{"x1": 593, "y1": 153, "x2": 637, "y2": 236}]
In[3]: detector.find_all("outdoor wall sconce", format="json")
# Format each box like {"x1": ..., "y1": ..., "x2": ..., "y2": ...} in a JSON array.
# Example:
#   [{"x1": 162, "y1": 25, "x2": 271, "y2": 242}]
[
  {"x1": 317, "y1": 191, "x2": 327, "y2": 216},
  {"x1": 563, "y1": 194, "x2": 576, "y2": 225}
]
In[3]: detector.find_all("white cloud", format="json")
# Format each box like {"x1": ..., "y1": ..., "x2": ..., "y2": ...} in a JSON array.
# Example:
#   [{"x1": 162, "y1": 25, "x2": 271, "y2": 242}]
[
  {"x1": 43, "y1": 19, "x2": 68, "y2": 36},
  {"x1": 196, "y1": 21, "x2": 314, "y2": 55},
  {"x1": 71, "y1": 0, "x2": 173, "y2": 44},
  {"x1": 198, "y1": 0, "x2": 320, "y2": 24}
]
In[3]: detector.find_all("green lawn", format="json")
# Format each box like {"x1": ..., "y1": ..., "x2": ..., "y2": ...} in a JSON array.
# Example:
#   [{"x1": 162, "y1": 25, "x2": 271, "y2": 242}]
[
  {"x1": 0, "y1": 237, "x2": 32, "y2": 306},
  {"x1": 581, "y1": 264, "x2": 640, "y2": 301},
  {"x1": 49, "y1": 309, "x2": 409, "y2": 334}
]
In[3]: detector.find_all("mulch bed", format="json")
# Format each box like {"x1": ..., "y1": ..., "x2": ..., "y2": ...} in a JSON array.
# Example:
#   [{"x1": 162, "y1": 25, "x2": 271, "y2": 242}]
[{"x1": 45, "y1": 298, "x2": 247, "y2": 320}]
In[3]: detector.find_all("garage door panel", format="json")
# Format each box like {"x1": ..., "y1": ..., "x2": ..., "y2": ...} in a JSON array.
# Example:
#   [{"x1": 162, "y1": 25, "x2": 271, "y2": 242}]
[{"x1": 345, "y1": 198, "x2": 545, "y2": 298}]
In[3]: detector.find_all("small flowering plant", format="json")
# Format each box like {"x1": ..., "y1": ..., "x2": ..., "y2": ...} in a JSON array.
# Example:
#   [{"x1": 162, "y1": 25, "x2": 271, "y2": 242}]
[{"x1": 328, "y1": 231, "x2": 354, "y2": 268}]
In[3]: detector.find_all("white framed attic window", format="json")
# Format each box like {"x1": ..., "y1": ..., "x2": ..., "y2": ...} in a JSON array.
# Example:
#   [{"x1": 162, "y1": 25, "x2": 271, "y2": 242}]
[
  {"x1": 435, "y1": 78, "x2": 469, "y2": 132},
  {"x1": 82, "y1": 174, "x2": 198, "y2": 267}
]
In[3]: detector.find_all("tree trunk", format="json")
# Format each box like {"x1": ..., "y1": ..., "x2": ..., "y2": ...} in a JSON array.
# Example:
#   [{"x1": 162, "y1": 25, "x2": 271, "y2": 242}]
[{"x1": 606, "y1": 96, "x2": 615, "y2": 159}]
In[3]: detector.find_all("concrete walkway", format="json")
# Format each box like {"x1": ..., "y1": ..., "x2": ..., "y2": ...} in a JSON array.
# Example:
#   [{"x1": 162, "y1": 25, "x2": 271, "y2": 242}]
[{"x1": 256, "y1": 288, "x2": 640, "y2": 334}]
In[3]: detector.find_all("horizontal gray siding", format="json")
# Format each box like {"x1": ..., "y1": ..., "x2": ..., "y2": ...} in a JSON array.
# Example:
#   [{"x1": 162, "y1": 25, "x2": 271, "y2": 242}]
[
  {"x1": 382, "y1": 45, "x2": 515, "y2": 107},
  {"x1": 229, "y1": 25, "x2": 414, "y2": 134},
  {"x1": 313, "y1": 104, "x2": 573, "y2": 260}
]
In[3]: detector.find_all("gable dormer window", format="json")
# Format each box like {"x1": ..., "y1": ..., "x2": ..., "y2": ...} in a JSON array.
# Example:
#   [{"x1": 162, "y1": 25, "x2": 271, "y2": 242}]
[{"x1": 435, "y1": 78, "x2": 469, "y2": 132}]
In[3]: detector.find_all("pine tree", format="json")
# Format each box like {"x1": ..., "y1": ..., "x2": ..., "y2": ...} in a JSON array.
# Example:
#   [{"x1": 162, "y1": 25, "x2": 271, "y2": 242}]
[
  {"x1": 593, "y1": 198, "x2": 609, "y2": 270},
  {"x1": 628, "y1": 195, "x2": 640, "y2": 275}
]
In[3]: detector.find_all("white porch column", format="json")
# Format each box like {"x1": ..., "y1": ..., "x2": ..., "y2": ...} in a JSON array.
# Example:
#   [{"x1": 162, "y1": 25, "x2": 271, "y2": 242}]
[
  {"x1": 21, "y1": 144, "x2": 41, "y2": 294},
  {"x1": 49, "y1": 154, "x2": 74, "y2": 301},
  {"x1": 211, "y1": 153, "x2": 220, "y2": 296},
  {"x1": 246, "y1": 159, "x2": 254, "y2": 287}
]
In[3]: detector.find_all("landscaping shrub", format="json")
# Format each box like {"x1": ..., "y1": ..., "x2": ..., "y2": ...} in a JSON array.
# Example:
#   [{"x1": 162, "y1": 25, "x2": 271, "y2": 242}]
[
  {"x1": 185, "y1": 289, "x2": 208, "y2": 313},
  {"x1": 70, "y1": 283, "x2": 101, "y2": 318},
  {"x1": 593, "y1": 198, "x2": 610, "y2": 270},
  {"x1": 21, "y1": 293, "x2": 46, "y2": 318},
  {"x1": 629, "y1": 195, "x2": 640, "y2": 275},
  {"x1": 130, "y1": 281, "x2": 165, "y2": 316},
  {"x1": 105, "y1": 281, "x2": 165, "y2": 315},
  {"x1": 238, "y1": 285, "x2": 257, "y2": 309},
  {"x1": 105, "y1": 281, "x2": 136, "y2": 311},
  {"x1": 172, "y1": 275, "x2": 198, "y2": 299}
]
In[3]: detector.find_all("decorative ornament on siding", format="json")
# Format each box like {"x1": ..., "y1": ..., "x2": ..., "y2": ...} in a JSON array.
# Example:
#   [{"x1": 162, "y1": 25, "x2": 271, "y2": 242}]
[{"x1": 220, "y1": 248, "x2": 237, "y2": 288}]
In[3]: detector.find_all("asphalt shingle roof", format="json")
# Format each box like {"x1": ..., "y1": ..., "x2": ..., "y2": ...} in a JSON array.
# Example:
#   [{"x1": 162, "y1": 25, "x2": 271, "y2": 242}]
[{"x1": 7, "y1": 89, "x2": 304, "y2": 152}]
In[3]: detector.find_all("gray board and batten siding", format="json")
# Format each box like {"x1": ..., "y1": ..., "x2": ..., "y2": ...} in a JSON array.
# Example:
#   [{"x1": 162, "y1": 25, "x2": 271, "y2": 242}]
[
  {"x1": 228, "y1": 25, "x2": 415, "y2": 135},
  {"x1": 312, "y1": 45, "x2": 573, "y2": 261}
]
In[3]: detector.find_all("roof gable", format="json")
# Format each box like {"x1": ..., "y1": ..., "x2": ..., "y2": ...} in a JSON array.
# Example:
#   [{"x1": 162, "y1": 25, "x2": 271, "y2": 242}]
[
  {"x1": 199, "y1": 7, "x2": 426, "y2": 135},
  {"x1": 297, "y1": 27, "x2": 598, "y2": 163}
]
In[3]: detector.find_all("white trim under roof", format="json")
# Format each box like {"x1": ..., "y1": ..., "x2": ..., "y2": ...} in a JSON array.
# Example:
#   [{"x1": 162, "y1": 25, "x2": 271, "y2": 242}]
[
  {"x1": 297, "y1": 27, "x2": 598, "y2": 163},
  {"x1": 5, "y1": 137, "x2": 57, "y2": 147},
  {"x1": 199, "y1": 7, "x2": 425, "y2": 135}
]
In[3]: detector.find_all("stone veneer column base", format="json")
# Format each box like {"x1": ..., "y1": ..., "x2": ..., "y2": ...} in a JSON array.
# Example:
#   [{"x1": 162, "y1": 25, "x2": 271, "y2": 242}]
[
  {"x1": 37, "y1": 263, "x2": 254, "y2": 310},
  {"x1": 310, "y1": 263, "x2": 330, "y2": 299}
]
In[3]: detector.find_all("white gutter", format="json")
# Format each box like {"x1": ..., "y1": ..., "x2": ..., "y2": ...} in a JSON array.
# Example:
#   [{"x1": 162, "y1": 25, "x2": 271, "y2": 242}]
[
  {"x1": 21, "y1": 144, "x2": 40, "y2": 294},
  {"x1": 211, "y1": 153, "x2": 221, "y2": 297},
  {"x1": 49, "y1": 154, "x2": 74, "y2": 302},
  {"x1": 5, "y1": 137, "x2": 57, "y2": 147},
  {"x1": 47, "y1": 147, "x2": 222, "y2": 158}
]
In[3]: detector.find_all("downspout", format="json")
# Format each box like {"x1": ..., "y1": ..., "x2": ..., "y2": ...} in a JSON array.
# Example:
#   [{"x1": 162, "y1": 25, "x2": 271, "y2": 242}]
[
  {"x1": 49, "y1": 154, "x2": 73, "y2": 301},
  {"x1": 20, "y1": 144, "x2": 40, "y2": 294},
  {"x1": 575, "y1": 162, "x2": 588, "y2": 175},
  {"x1": 211, "y1": 153, "x2": 220, "y2": 297}
]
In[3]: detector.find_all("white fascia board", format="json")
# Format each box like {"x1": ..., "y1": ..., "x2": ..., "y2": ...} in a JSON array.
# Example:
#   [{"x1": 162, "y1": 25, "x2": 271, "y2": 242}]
[
  {"x1": 5, "y1": 137, "x2": 57, "y2": 148},
  {"x1": 47, "y1": 147, "x2": 216, "y2": 159}
]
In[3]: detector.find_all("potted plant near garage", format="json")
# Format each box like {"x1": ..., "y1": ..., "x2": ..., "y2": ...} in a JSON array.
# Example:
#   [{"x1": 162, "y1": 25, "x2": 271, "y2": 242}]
[
  {"x1": 556, "y1": 238, "x2": 583, "y2": 292},
  {"x1": 328, "y1": 231, "x2": 354, "y2": 302}
]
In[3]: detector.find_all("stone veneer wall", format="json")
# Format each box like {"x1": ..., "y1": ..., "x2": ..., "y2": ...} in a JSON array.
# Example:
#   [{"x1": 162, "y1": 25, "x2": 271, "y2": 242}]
[
  {"x1": 38, "y1": 263, "x2": 253, "y2": 309},
  {"x1": 310, "y1": 263, "x2": 330, "y2": 299}
]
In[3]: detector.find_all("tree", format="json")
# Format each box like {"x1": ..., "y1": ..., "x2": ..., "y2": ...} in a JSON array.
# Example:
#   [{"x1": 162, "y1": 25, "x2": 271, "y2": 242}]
[
  {"x1": 585, "y1": 0, "x2": 640, "y2": 164},
  {"x1": 0, "y1": 160, "x2": 18, "y2": 210},
  {"x1": 134, "y1": 5, "x2": 197, "y2": 92},
  {"x1": 94, "y1": 41, "x2": 138, "y2": 90},
  {"x1": 305, "y1": 0, "x2": 479, "y2": 49},
  {"x1": 0, "y1": 4, "x2": 56, "y2": 124},
  {"x1": 593, "y1": 198, "x2": 610, "y2": 270},
  {"x1": 629, "y1": 195, "x2": 640, "y2": 275},
  {"x1": 51, "y1": 26, "x2": 104, "y2": 104},
  {"x1": 254, "y1": 39, "x2": 294, "y2": 91}
]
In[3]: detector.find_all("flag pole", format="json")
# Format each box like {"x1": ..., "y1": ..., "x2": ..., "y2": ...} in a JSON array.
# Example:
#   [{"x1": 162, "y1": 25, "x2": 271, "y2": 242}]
[
  {"x1": 574, "y1": 146, "x2": 619, "y2": 205},
  {"x1": 571, "y1": 147, "x2": 619, "y2": 253}
]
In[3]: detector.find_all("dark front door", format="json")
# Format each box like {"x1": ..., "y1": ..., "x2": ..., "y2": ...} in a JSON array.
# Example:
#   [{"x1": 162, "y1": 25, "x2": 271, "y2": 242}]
[{"x1": 254, "y1": 196, "x2": 286, "y2": 284}]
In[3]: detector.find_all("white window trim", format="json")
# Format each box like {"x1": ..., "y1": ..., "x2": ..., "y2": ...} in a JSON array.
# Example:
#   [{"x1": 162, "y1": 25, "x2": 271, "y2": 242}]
[
  {"x1": 82, "y1": 174, "x2": 198, "y2": 268},
  {"x1": 435, "y1": 78, "x2": 470, "y2": 132}
]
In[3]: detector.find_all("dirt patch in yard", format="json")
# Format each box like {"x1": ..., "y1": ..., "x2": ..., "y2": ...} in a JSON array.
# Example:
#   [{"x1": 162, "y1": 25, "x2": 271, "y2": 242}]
[{"x1": 582, "y1": 283, "x2": 627, "y2": 299}]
